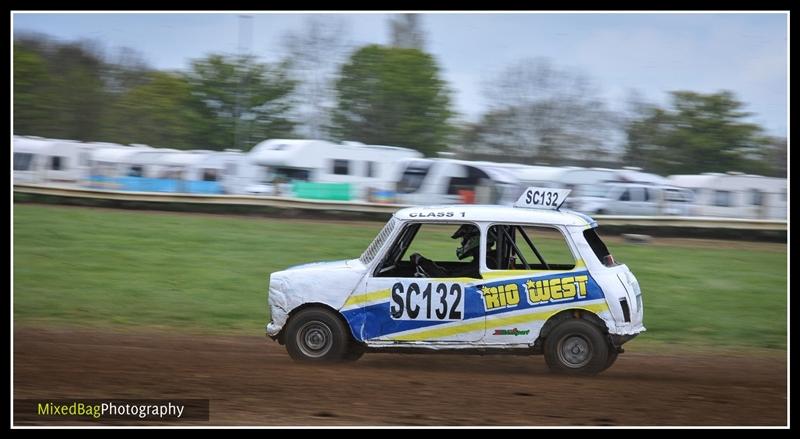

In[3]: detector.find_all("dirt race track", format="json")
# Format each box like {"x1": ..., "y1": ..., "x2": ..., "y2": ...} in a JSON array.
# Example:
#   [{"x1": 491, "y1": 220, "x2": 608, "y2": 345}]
[{"x1": 14, "y1": 327, "x2": 787, "y2": 426}]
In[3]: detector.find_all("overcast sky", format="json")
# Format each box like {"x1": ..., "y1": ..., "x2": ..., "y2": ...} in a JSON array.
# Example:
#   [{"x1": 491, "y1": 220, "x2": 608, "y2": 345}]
[{"x1": 12, "y1": 12, "x2": 788, "y2": 137}]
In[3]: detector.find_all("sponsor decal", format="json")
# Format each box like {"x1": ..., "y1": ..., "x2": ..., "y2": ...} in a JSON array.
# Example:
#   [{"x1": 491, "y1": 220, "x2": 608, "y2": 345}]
[
  {"x1": 480, "y1": 283, "x2": 520, "y2": 311},
  {"x1": 525, "y1": 275, "x2": 589, "y2": 304},
  {"x1": 478, "y1": 274, "x2": 591, "y2": 311},
  {"x1": 492, "y1": 328, "x2": 530, "y2": 336}
]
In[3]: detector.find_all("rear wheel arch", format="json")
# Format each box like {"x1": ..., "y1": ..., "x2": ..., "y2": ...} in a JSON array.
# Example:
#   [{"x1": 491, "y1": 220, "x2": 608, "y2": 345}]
[
  {"x1": 537, "y1": 308, "x2": 609, "y2": 343},
  {"x1": 536, "y1": 309, "x2": 614, "y2": 375}
]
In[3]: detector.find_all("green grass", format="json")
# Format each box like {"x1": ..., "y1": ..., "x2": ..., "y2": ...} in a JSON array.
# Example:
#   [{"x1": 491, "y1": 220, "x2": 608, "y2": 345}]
[{"x1": 13, "y1": 204, "x2": 787, "y2": 349}]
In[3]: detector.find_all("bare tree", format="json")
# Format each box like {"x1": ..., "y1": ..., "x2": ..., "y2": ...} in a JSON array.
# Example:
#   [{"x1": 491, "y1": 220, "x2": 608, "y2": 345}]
[
  {"x1": 282, "y1": 17, "x2": 351, "y2": 139},
  {"x1": 389, "y1": 14, "x2": 426, "y2": 50},
  {"x1": 475, "y1": 57, "x2": 621, "y2": 162}
]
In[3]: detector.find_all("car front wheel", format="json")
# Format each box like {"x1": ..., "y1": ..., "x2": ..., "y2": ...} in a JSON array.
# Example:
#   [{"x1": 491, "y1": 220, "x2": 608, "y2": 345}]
[
  {"x1": 544, "y1": 319, "x2": 610, "y2": 375},
  {"x1": 285, "y1": 308, "x2": 350, "y2": 362}
]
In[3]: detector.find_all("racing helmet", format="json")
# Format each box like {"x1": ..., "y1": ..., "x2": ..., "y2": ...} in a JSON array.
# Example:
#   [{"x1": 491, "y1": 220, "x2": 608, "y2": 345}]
[{"x1": 452, "y1": 224, "x2": 482, "y2": 260}]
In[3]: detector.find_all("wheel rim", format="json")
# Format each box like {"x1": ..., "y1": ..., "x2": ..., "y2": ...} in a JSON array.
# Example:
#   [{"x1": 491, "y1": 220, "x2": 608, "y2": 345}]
[
  {"x1": 296, "y1": 320, "x2": 333, "y2": 358},
  {"x1": 557, "y1": 335, "x2": 592, "y2": 368}
]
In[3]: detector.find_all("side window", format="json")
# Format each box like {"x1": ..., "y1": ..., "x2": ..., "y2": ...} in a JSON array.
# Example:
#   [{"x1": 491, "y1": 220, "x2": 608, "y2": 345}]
[
  {"x1": 127, "y1": 165, "x2": 144, "y2": 177},
  {"x1": 331, "y1": 159, "x2": 350, "y2": 175},
  {"x1": 619, "y1": 189, "x2": 630, "y2": 201},
  {"x1": 51, "y1": 156, "x2": 65, "y2": 171},
  {"x1": 487, "y1": 224, "x2": 575, "y2": 271},
  {"x1": 714, "y1": 190, "x2": 732, "y2": 207},
  {"x1": 643, "y1": 188, "x2": 651, "y2": 201},
  {"x1": 375, "y1": 223, "x2": 482, "y2": 279},
  {"x1": 14, "y1": 153, "x2": 33, "y2": 171},
  {"x1": 202, "y1": 169, "x2": 218, "y2": 182},
  {"x1": 750, "y1": 189, "x2": 763, "y2": 206},
  {"x1": 365, "y1": 161, "x2": 375, "y2": 178},
  {"x1": 629, "y1": 187, "x2": 644, "y2": 202}
]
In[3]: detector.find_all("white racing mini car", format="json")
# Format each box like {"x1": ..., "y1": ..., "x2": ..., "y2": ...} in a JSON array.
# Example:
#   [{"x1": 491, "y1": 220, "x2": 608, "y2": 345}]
[{"x1": 266, "y1": 187, "x2": 645, "y2": 375}]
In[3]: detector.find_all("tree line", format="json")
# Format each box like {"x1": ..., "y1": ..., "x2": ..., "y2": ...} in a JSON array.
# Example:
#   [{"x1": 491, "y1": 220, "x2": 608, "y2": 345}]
[{"x1": 13, "y1": 16, "x2": 786, "y2": 177}]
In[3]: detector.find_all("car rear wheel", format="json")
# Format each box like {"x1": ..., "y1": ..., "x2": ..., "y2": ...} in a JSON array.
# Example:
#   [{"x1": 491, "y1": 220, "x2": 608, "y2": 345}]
[
  {"x1": 544, "y1": 319, "x2": 610, "y2": 375},
  {"x1": 285, "y1": 308, "x2": 350, "y2": 362}
]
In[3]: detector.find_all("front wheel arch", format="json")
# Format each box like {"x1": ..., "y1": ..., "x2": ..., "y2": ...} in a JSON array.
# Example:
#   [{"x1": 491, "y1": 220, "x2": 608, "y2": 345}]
[{"x1": 282, "y1": 304, "x2": 364, "y2": 362}]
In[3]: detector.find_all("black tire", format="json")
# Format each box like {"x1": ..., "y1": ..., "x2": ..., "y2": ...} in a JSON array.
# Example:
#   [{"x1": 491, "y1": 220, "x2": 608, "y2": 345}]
[
  {"x1": 285, "y1": 308, "x2": 350, "y2": 362},
  {"x1": 342, "y1": 344, "x2": 366, "y2": 362},
  {"x1": 544, "y1": 319, "x2": 610, "y2": 375},
  {"x1": 602, "y1": 349, "x2": 619, "y2": 371}
]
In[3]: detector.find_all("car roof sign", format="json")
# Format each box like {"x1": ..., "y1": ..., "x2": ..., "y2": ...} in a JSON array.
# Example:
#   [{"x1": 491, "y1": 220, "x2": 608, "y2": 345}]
[{"x1": 514, "y1": 187, "x2": 571, "y2": 210}]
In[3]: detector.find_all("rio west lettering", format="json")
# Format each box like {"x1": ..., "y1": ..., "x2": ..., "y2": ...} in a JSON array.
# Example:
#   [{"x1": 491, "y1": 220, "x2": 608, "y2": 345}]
[
  {"x1": 525, "y1": 275, "x2": 589, "y2": 304},
  {"x1": 480, "y1": 283, "x2": 520, "y2": 310},
  {"x1": 479, "y1": 275, "x2": 591, "y2": 312}
]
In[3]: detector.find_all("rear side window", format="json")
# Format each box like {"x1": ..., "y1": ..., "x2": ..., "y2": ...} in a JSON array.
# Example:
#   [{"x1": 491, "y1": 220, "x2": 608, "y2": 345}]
[
  {"x1": 583, "y1": 228, "x2": 618, "y2": 267},
  {"x1": 487, "y1": 224, "x2": 575, "y2": 271}
]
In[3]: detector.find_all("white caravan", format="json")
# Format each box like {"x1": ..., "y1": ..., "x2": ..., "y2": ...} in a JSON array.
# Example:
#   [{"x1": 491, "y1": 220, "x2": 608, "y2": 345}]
[
  {"x1": 246, "y1": 139, "x2": 423, "y2": 200},
  {"x1": 513, "y1": 166, "x2": 669, "y2": 195},
  {"x1": 395, "y1": 158, "x2": 522, "y2": 206},
  {"x1": 14, "y1": 136, "x2": 119, "y2": 185},
  {"x1": 87, "y1": 145, "x2": 155, "y2": 189},
  {"x1": 13, "y1": 136, "x2": 52, "y2": 184},
  {"x1": 668, "y1": 173, "x2": 787, "y2": 219},
  {"x1": 568, "y1": 182, "x2": 695, "y2": 216}
]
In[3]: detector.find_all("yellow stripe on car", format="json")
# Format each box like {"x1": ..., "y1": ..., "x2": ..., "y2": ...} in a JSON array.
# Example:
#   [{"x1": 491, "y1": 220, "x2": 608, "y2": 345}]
[
  {"x1": 388, "y1": 302, "x2": 609, "y2": 341},
  {"x1": 343, "y1": 288, "x2": 390, "y2": 307}
]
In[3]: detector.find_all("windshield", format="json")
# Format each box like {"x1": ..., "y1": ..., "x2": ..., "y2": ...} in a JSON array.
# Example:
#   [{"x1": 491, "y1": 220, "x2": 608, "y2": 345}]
[
  {"x1": 397, "y1": 163, "x2": 432, "y2": 194},
  {"x1": 359, "y1": 217, "x2": 398, "y2": 265}
]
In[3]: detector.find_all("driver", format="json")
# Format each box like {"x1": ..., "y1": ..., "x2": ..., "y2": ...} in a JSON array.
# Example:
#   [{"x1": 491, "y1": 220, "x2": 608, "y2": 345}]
[{"x1": 410, "y1": 225, "x2": 495, "y2": 278}]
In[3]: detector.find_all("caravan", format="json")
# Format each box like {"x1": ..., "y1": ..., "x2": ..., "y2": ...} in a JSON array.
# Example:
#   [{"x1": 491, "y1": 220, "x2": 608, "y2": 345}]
[
  {"x1": 668, "y1": 173, "x2": 787, "y2": 219},
  {"x1": 395, "y1": 158, "x2": 522, "y2": 206},
  {"x1": 567, "y1": 182, "x2": 695, "y2": 216},
  {"x1": 246, "y1": 139, "x2": 423, "y2": 201},
  {"x1": 14, "y1": 136, "x2": 118, "y2": 185}
]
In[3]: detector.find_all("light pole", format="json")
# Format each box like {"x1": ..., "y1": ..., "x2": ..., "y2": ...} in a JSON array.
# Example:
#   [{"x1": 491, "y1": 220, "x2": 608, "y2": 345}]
[{"x1": 234, "y1": 14, "x2": 253, "y2": 151}]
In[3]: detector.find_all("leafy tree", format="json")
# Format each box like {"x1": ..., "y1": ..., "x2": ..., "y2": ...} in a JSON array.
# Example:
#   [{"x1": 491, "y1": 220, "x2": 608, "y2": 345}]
[
  {"x1": 187, "y1": 54, "x2": 297, "y2": 150},
  {"x1": 624, "y1": 90, "x2": 774, "y2": 175},
  {"x1": 331, "y1": 44, "x2": 453, "y2": 156},
  {"x1": 102, "y1": 72, "x2": 207, "y2": 149},
  {"x1": 13, "y1": 38, "x2": 108, "y2": 141},
  {"x1": 13, "y1": 43, "x2": 51, "y2": 135}
]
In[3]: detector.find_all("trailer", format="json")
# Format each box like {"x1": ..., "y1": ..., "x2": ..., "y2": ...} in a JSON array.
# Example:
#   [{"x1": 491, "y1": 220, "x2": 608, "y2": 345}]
[
  {"x1": 13, "y1": 136, "x2": 51, "y2": 184},
  {"x1": 14, "y1": 136, "x2": 119, "y2": 185},
  {"x1": 394, "y1": 158, "x2": 522, "y2": 205},
  {"x1": 246, "y1": 139, "x2": 423, "y2": 200},
  {"x1": 668, "y1": 173, "x2": 787, "y2": 219}
]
